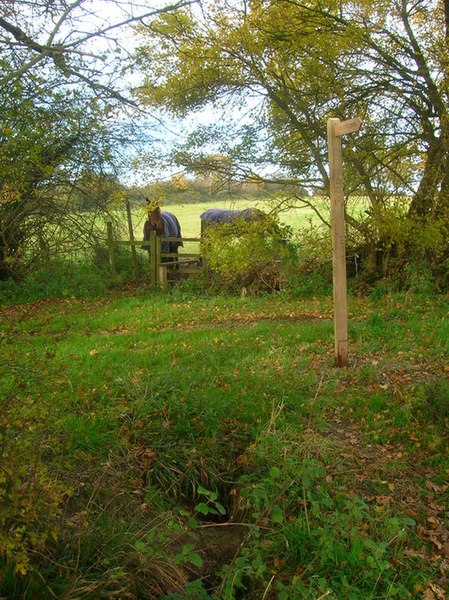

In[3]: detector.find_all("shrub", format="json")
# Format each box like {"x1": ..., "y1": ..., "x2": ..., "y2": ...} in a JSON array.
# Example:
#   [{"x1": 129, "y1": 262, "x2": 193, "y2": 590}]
[
  {"x1": 0, "y1": 239, "x2": 149, "y2": 303},
  {"x1": 0, "y1": 394, "x2": 68, "y2": 579},
  {"x1": 201, "y1": 213, "x2": 295, "y2": 293},
  {"x1": 347, "y1": 203, "x2": 449, "y2": 292},
  {"x1": 279, "y1": 222, "x2": 333, "y2": 298},
  {"x1": 0, "y1": 259, "x2": 112, "y2": 303},
  {"x1": 414, "y1": 379, "x2": 449, "y2": 424}
]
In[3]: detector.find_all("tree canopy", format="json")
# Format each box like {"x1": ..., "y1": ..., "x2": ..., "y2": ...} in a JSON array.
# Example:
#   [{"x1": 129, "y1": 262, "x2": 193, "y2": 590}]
[
  {"x1": 0, "y1": 0, "x2": 193, "y2": 278},
  {"x1": 0, "y1": 0, "x2": 194, "y2": 102},
  {"x1": 2, "y1": 0, "x2": 449, "y2": 281},
  {"x1": 135, "y1": 0, "x2": 449, "y2": 220}
]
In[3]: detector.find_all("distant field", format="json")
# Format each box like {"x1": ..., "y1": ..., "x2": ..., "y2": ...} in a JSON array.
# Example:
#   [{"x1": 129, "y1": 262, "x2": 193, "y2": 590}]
[
  {"x1": 120, "y1": 197, "x2": 331, "y2": 241},
  {"x1": 113, "y1": 195, "x2": 376, "y2": 259}
]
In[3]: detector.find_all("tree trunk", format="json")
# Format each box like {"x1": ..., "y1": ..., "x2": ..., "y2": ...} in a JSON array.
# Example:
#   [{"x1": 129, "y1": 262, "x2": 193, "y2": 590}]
[
  {"x1": 0, "y1": 200, "x2": 27, "y2": 280},
  {"x1": 408, "y1": 139, "x2": 445, "y2": 218}
]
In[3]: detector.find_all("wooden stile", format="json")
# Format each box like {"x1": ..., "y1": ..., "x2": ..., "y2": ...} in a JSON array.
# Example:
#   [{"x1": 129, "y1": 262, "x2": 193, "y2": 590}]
[
  {"x1": 159, "y1": 265, "x2": 168, "y2": 291},
  {"x1": 105, "y1": 211, "x2": 211, "y2": 289}
]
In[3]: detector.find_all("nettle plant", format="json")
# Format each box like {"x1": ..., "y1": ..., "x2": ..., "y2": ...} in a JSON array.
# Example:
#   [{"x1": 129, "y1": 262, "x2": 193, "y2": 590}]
[{"x1": 201, "y1": 214, "x2": 294, "y2": 293}]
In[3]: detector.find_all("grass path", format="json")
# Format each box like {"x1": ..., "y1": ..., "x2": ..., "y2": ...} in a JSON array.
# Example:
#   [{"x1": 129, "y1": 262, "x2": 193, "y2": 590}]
[{"x1": 1, "y1": 289, "x2": 448, "y2": 598}]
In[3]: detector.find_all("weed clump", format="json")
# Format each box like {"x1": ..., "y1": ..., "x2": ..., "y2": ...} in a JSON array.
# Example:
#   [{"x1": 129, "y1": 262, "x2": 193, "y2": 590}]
[{"x1": 414, "y1": 379, "x2": 449, "y2": 423}]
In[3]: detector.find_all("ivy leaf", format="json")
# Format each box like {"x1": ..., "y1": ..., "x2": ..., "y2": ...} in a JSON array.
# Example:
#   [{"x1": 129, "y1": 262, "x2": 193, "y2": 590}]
[{"x1": 195, "y1": 501, "x2": 216, "y2": 515}]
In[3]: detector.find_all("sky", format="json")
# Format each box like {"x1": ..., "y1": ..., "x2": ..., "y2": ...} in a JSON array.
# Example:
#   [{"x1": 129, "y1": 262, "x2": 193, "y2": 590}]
[
  {"x1": 9, "y1": 0, "x2": 260, "y2": 185},
  {"x1": 87, "y1": 0, "x2": 229, "y2": 184}
]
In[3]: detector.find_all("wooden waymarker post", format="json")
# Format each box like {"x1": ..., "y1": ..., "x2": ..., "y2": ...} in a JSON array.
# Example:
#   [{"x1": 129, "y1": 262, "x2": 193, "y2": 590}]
[{"x1": 327, "y1": 117, "x2": 362, "y2": 367}]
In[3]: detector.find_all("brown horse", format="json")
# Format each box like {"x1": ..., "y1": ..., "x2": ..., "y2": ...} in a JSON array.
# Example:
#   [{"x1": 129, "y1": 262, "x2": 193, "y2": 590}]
[{"x1": 143, "y1": 205, "x2": 183, "y2": 263}]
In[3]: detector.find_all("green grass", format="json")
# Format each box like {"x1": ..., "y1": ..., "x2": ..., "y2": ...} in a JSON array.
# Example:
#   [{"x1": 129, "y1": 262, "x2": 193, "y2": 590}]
[{"x1": 1, "y1": 288, "x2": 449, "y2": 598}]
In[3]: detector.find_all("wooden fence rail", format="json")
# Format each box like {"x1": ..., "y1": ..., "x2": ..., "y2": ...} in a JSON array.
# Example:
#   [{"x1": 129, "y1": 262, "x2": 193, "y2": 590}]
[{"x1": 106, "y1": 223, "x2": 206, "y2": 290}]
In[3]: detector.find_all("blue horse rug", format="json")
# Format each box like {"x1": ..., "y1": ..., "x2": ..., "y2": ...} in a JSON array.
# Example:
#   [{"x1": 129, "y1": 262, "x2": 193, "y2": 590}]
[
  {"x1": 200, "y1": 208, "x2": 266, "y2": 224},
  {"x1": 143, "y1": 211, "x2": 183, "y2": 257}
]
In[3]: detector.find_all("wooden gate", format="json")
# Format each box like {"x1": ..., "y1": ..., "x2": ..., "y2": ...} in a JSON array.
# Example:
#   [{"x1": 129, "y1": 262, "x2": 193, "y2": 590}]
[{"x1": 106, "y1": 222, "x2": 206, "y2": 290}]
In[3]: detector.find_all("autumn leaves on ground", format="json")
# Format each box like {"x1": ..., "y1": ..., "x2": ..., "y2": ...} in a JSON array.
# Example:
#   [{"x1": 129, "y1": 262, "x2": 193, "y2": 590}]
[{"x1": 1, "y1": 289, "x2": 449, "y2": 599}]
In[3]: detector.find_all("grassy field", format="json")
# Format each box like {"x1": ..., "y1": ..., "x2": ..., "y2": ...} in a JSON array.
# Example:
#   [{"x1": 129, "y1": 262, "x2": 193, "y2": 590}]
[
  {"x1": 116, "y1": 196, "x2": 329, "y2": 263},
  {"x1": 1, "y1": 286, "x2": 449, "y2": 598},
  {"x1": 122, "y1": 197, "x2": 327, "y2": 239},
  {"x1": 124, "y1": 193, "x2": 372, "y2": 241}
]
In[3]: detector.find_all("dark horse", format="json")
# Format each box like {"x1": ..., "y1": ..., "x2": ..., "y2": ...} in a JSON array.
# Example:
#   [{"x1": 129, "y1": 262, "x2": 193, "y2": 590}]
[
  {"x1": 143, "y1": 205, "x2": 183, "y2": 263},
  {"x1": 200, "y1": 207, "x2": 266, "y2": 228},
  {"x1": 200, "y1": 207, "x2": 285, "y2": 244}
]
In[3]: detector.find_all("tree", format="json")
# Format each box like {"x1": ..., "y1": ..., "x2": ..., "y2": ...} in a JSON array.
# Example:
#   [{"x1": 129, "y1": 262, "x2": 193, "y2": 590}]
[
  {"x1": 135, "y1": 0, "x2": 449, "y2": 277},
  {"x1": 0, "y1": 0, "x2": 194, "y2": 103},
  {"x1": 178, "y1": 153, "x2": 235, "y2": 193},
  {"x1": 0, "y1": 0, "x2": 194, "y2": 278},
  {"x1": 0, "y1": 83, "x2": 117, "y2": 278}
]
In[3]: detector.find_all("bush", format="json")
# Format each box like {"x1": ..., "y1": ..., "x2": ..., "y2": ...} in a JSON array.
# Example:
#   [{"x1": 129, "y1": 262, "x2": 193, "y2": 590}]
[
  {"x1": 284, "y1": 223, "x2": 333, "y2": 298},
  {"x1": 0, "y1": 393, "x2": 68, "y2": 579},
  {"x1": 289, "y1": 268, "x2": 333, "y2": 298},
  {"x1": 201, "y1": 213, "x2": 295, "y2": 294},
  {"x1": 0, "y1": 259, "x2": 113, "y2": 303},
  {"x1": 347, "y1": 203, "x2": 449, "y2": 292}
]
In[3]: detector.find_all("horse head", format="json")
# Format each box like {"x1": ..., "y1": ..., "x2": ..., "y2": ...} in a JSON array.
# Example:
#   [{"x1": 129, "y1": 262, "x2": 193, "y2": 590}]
[
  {"x1": 145, "y1": 200, "x2": 165, "y2": 236},
  {"x1": 142, "y1": 201, "x2": 183, "y2": 261}
]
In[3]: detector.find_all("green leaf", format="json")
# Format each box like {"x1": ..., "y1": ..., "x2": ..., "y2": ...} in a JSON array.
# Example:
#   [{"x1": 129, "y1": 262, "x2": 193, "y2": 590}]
[
  {"x1": 188, "y1": 517, "x2": 199, "y2": 528},
  {"x1": 197, "y1": 485, "x2": 218, "y2": 502},
  {"x1": 134, "y1": 540, "x2": 146, "y2": 551},
  {"x1": 272, "y1": 505, "x2": 283, "y2": 524},
  {"x1": 215, "y1": 501, "x2": 226, "y2": 515},
  {"x1": 195, "y1": 502, "x2": 216, "y2": 515},
  {"x1": 189, "y1": 553, "x2": 203, "y2": 567},
  {"x1": 269, "y1": 466, "x2": 281, "y2": 479}
]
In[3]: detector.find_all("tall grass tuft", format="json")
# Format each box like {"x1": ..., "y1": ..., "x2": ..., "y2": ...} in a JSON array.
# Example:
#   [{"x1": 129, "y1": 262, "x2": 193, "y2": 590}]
[{"x1": 415, "y1": 379, "x2": 449, "y2": 423}]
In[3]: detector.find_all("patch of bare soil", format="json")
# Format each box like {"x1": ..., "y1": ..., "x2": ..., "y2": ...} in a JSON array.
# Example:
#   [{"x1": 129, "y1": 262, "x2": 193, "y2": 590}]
[{"x1": 168, "y1": 523, "x2": 250, "y2": 586}]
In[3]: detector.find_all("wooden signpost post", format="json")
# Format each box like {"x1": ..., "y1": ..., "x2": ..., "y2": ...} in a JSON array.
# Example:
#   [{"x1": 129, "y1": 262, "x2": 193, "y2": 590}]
[{"x1": 327, "y1": 117, "x2": 362, "y2": 367}]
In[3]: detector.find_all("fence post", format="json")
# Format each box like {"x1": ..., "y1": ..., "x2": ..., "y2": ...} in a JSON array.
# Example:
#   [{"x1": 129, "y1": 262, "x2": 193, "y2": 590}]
[
  {"x1": 149, "y1": 230, "x2": 158, "y2": 286},
  {"x1": 159, "y1": 265, "x2": 168, "y2": 291},
  {"x1": 155, "y1": 234, "x2": 161, "y2": 287},
  {"x1": 200, "y1": 219, "x2": 210, "y2": 282},
  {"x1": 126, "y1": 201, "x2": 139, "y2": 278},
  {"x1": 106, "y1": 221, "x2": 116, "y2": 276},
  {"x1": 327, "y1": 117, "x2": 361, "y2": 367}
]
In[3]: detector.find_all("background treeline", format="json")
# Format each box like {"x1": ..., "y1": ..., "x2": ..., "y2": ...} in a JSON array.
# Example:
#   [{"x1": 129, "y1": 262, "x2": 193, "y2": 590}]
[{"x1": 1, "y1": 0, "x2": 449, "y2": 295}]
